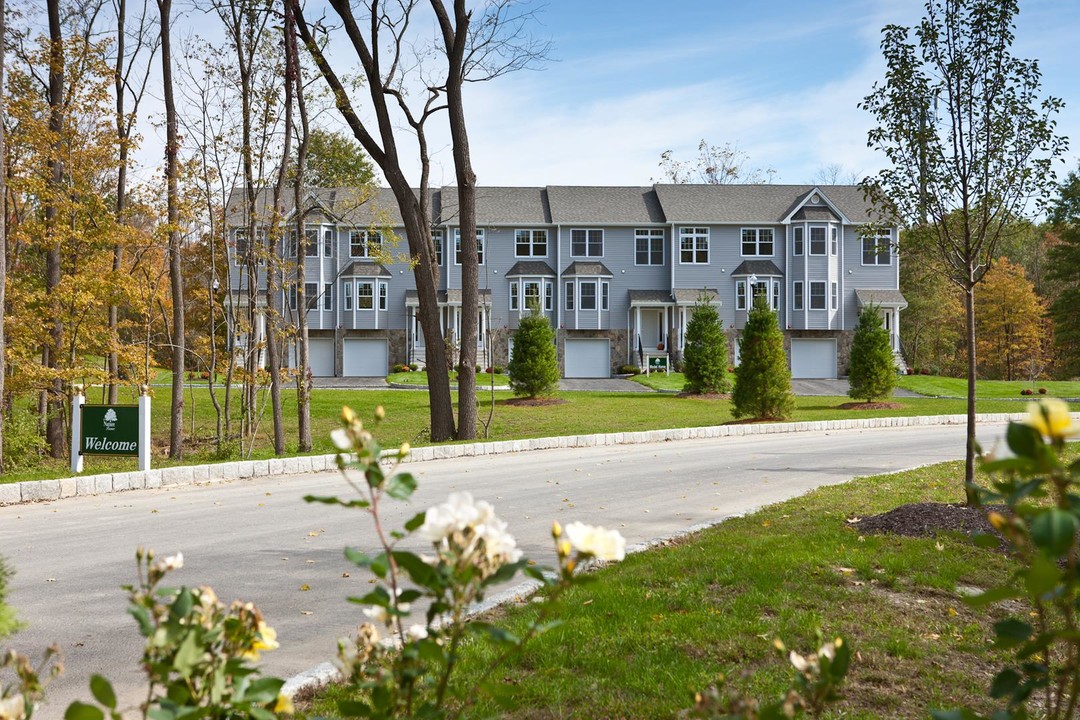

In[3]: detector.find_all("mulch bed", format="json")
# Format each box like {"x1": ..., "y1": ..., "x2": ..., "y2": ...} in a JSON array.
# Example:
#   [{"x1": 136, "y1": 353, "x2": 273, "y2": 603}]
[
  {"x1": 676, "y1": 392, "x2": 731, "y2": 400},
  {"x1": 497, "y1": 397, "x2": 567, "y2": 407},
  {"x1": 852, "y1": 502, "x2": 1007, "y2": 546},
  {"x1": 837, "y1": 401, "x2": 905, "y2": 410}
]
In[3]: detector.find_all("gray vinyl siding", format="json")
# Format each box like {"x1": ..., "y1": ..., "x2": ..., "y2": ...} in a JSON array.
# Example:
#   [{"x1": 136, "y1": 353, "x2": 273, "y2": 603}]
[
  {"x1": 604, "y1": 226, "x2": 669, "y2": 330},
  {"x1": 843, "y1": 226, "x2": 898, "y2": 330}
]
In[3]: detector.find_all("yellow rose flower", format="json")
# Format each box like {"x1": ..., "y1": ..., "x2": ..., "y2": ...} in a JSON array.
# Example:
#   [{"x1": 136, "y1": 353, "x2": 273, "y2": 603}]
[
  {"x1": 242, "y1": 620, "x2": 279, "y2": 661},
  {"x1": 1024, "y1": 398, "x2": 1079, "y2": 441},
  {"x1": 274, "y1": 694, "x2": 295, "y2": 714}
]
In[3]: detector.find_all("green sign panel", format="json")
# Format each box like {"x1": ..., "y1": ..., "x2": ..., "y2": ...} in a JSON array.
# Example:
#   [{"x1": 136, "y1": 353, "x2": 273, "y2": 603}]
[
  {"x1": 81, "y1": 405, "x2": 140, "y2": 456},
  {"x1": 648, "y1": 356, "x2": 667, "y2": 370}
]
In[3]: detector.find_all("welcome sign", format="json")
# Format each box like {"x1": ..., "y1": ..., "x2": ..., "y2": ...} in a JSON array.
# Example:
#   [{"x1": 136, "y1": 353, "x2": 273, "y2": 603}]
[{"x1": 80, "y1": 405, "x2": 140, "y2": 456}]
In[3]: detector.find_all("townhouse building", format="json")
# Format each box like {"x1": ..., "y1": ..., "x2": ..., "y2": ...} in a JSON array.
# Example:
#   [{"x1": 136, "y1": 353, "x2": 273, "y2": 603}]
[{"x1": 225, "y1": 184, "x2": 905, "y2": 379}]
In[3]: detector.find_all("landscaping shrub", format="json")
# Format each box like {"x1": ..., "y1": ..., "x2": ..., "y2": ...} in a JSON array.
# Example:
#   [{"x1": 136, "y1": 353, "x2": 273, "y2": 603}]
[
  {"x1": 682, "y1": 299, "x2": 730, "y2": 394},
  {"x1": 492, "y1": 365, "x2": 504, "y2": 374},
  {"x1": 1039, "y1": 387, "x2": 1047, "y2": 394},
  {"x1": 617, "y1": 364, "x2": 641, "y2": 375},
  {"x1": 731, "y1": 295, "x2": 794, "y2": 419},
  {"x1": 392, "y1": 363, "x2": 410, "y2": 373},
  {"x1": 507, "y1": 312, "x2": 559, "y2": 398},
  {"x1": 0, "y1": 555, "x2": 19, "y2": 640},
  {"x1": 1, "y1": 409, "x2": 48, "y2": 473},
  {"x1": 848, "y1": 304, "x2": 897, "y2": 402},
  {"x1": 1021, "y1": 388, "x2": 1034, "y2": 396},
  {"x1": 408, "y1": 363, "x2": 419, "y2": 371}
]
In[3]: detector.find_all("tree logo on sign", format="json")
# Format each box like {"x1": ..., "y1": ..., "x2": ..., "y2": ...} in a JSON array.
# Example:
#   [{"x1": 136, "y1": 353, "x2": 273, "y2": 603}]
[{"x1": 104, "y1": 408, "x2": 118, "y2": 431}]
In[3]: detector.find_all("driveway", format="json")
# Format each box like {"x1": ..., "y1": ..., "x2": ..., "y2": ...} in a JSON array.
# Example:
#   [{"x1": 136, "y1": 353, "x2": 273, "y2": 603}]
[
  {"x1": 791, "y1": 378, "x2": 924, "y2": 397},
  {"x1": 559, "y1": 378, "x2": 652, "y2": 392}
]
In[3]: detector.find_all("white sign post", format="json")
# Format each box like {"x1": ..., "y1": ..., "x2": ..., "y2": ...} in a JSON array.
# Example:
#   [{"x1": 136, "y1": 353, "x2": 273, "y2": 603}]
[
  {"x1": 70, "y1": 385, "x2": 84, "y2": 474},
  {"x1": 138, "y1": 385, "x2": 151, "y2": 472}
]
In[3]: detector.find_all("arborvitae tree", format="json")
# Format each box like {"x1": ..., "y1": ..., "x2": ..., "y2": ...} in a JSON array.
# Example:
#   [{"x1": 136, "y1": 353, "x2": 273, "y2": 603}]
[
  {"x1": 848, "y1": 305, "x2": 898, "y2": 402},
  {"x1": 507, "y1": 310, "x2": 559, "y2": 399},
  {"x1": 732, "y1": 295, "x2": 794, "y2": 419},
  {"x1": 683, "y1": 299, "x2": 729, "y2": 394}
]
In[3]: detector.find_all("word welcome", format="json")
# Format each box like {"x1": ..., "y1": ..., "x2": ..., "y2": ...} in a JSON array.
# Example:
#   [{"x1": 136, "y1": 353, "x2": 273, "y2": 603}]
[{"x1": 83, "y1": 436, "x2": 138, "y2": 453}]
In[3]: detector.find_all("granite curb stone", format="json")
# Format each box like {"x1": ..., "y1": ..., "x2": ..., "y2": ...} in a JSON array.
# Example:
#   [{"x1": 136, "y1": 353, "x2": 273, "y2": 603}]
[{"x1": 2, "y1": 411, "x2": 1066, "y2": 507}]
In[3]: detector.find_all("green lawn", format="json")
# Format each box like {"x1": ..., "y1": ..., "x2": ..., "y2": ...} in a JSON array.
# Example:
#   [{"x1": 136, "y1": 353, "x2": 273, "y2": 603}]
[
  {"x1": 2, "y1": 385, "x2": 1036, "y2": 485},
  {"x1": 629, "y1": 370, "x2": 687, "y2": 392},
  {"x1": 305, "y1": 460, "x2": 1016, "y2": 719},
  {"x1": 897, "y1": 374, "x2": 1080, "y2": 399},
  {"x1": 386, "y1": 370, "x2": 509, "y2": 387}
]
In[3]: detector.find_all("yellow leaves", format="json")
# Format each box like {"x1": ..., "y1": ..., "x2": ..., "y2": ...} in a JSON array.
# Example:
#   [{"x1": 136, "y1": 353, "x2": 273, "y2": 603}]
[{"x1": 299, "y1": 584, "x2": 310, "y2": 592}]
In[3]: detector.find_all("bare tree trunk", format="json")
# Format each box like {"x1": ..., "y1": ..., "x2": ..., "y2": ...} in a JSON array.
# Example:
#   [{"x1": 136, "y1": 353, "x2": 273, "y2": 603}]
[
  {"x1": 432, "y1": 0, "x2": 478, "y2": 440},
  {"x1": 45, "y1": 0, "x2": 66, "y2": 459},
  {"x1": 108, "y1": 0, "x2": 127, "y2": 405},
  {"x1": 158, "y1": 0, "x2": 184, "y2": 459},
  {"x1": 964, "y1": 283, "x2": 977, "y2": 505},
  {"x1": 285, "y1": 1, "x2": 311, "y2": 452},
  {"x1": 0, "y1": 0, "x2": 6, "y2": 472}
]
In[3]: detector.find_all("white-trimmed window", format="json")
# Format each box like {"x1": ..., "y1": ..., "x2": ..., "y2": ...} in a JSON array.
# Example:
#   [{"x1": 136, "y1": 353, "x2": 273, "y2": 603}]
[
  {"x1": 304, "y1": 281, "x2": 318, "y2": 309},
  {"x1": 285, "y1": 231, "x2": 298, "y2": 258},
  {"x1": 545, "y1": 281, "x2": 553, "y2": 311},
  {"x1": 809, "y1": 281, "x2": 826, "y2": 310},
  {"x1": 809, "y1": 227, "x2": 827, "y2": 256},
  {"x1": 379, "y1": 282, "x2": 388, "y2": 311},
  {"x1": 454, "y1": 229, "x2": 485, "y2": 265},
  {"x1": 601, "y1": 281, "x2": 609, "y2": 311},
  {"x1": 830, "y1": 227, "x2": 838, "y2": 255},
  {"x1": 792, "y1": 226, "x2": 804, "y2": 256},
  {"x1": 234, "y1": 229, "x2": 267, "y2": 265},
  {"x1": 357, "y1": 281, "x2": 374, "y2": 310},
  {"x1": 350, "y1": 230, "x2": 382, "y2": 258},
  {"x1": 523, "y1": 281, "x2": 541, "y2": 312},
  {"x1": 304, "y1": 229, "x2": 319, "y2": 258},
  {"x1": 515, "y1": 229, "x2": 548, "y2": 258},
  {"x1": 679, "y1": 227, "x2": 709, "y2": 264},
  {"x1": 831, "y1": 282, "x2": 838, "y2": 310},
  {"x1": 737, "y1": 279, "x2": 780, "y2": 311},
  {"x1": 793, "y1": 281, "x2": 804, "y2": 310},
  {"x1": 343, "y1": 281, "x2": 353, "y2": 311},
  {"x1": 565, "y1": 281, "x2": 574, "y2": 311},
  {"x1": 323, "y1": 228, "x2": 334, "y2": 258},
  {"x1": 741, "y1": 228, "x2": 774, "y2": 256},
  {"x1": 433, "y1": 229, "x2": 444, "y2": 266},
  {"x1": 323, "y1": 282, "x2": 333, "y2": 311},
  {"x1": 509, "y1": 282, "x2": 519, "y2": 311},
  {"x1": 635, "y1": 228, "x2": 664, "y2": 265},
  {"x1": 571, "y1": 228, "x2": 603, "y2": 258},
  {"x1": 579, "y1": 281, "x2": 597, "y2": 310},
  {"x1": 287, "y1": 286, "x2": 297, "y2": 311},
  {"x1": 862, "y1": 234, "x2": 892, "y2": 265}
]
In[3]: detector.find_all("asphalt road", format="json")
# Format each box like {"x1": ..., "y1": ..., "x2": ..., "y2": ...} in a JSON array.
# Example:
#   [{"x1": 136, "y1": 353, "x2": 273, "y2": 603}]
[{"x1": 0, "y1": 422, "x2": 1005, "y2": 716}]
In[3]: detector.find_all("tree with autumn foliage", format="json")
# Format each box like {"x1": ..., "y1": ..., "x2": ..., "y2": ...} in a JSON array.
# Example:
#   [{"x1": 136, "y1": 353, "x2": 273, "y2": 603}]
[{"x1": 975, "y1": 259, "x2": 1047, "y2": 381}]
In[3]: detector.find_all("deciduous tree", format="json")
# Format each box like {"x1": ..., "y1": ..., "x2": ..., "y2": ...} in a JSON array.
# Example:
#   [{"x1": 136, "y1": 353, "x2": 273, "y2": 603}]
[
  {"x1": 861, "y1": 0, "x2": 1067, "y2": 500},
  {"x1": 658, "y1": 139, "x2": 775, "y2": 185},
  {"x1": 1047, "y1": 168, "x2": 1080, "y2": 378}
]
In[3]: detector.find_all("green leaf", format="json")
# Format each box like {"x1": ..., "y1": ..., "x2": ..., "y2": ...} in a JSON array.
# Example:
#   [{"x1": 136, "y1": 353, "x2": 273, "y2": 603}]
[
  {"x1": 169, "y1": 588, "x2": 193, "y2": 620},
  {"x1": 127, "y1": 605, "x2": 155, "y2": 637},
  {"x1": 337, "y1": 699, "x2": 373, "y2": 717},
  {"x1": 481, "y1": 559, "x2": 527, "y2": 587},
  {"x1": 172, "y1": 630, "x2": 203, "y2": 678},
  {"x1": 64, "y1": 702, "x2": 105, "y2": 720},
  {"x1": 972, "y1": 533, "x2": 1001, "y2": 548},
  {"x1": 370, "y1": 552, "x2": 388, "y2": 579},
  {"x1": 470, "y1": 620, "x2": 520, "y2": 646},
  {"x1": 344, "y1": 547, "x2": 373, "y2": 568},
  {"x1": 1007, "y1": 422, "x2": 1042, "y2": 459},
  {"x1": 303, "y1": 494, "x2": 370, "y2": 509},
  {"x1": 990, "y1": 668, "x2": 1022, "y2": 699},
  {"x1": 830, "y1": 638, "x2": 851, "y2": 679},
  {"x1": 404, "y1": 511, "x2": 427, "y2": 532},
  {"x1": 244, "y1": 677, "x2": 285, "y2": 703},
  {"x1": 89, "y1": 675, "x2": 117, "y2": 710},
  {"x1": 392, "y1": 551, "x2": 440, "y2": 588},
  {"x1": 1030, "y1": 509, "x2": 1078, "y2": 556},
  {"x1": 1025, "y1": 555, "x2": 1062, "y2": 597},
  {"x1": 385, "y1": 472, "x2": 417, "y2": 501},
  {"x1": 993, "y1": 619, "x2": 1033, "y2": 649},
  {"x1": 348, "y1": 586, "x2": 391, "y2": 607}
]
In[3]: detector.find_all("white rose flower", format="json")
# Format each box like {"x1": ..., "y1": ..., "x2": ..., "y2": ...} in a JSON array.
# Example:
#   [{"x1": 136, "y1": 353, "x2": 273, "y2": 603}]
[
  {"x1": 420, "y1": 492, "x2": 495, "y2": 543},
  {"x1": 330, "y1": 428, "x2": 353, "y2": 451},
  {"x1": 476, "y1": 516, "x2": 522, "y2": 566},
  {"x1": 564, "y1": 522, "x2": 626, "y2": 561},
  {"x1": 0, "y1": 694, "x2": 26, "y2": 720},
  {"x1": 406, "y1": 624, "x2": 428, "y2": 641}
]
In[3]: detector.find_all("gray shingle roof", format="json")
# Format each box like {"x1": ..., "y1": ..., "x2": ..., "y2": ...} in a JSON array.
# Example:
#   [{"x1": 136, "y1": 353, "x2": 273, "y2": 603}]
[
  {"x1": 855, "y1": 289, "x2": 908, "y2": 308},
  {"x1": 562, "y1": 262, "x2": 613, "y2": 277},
  {"x1": 628, "y1": 290, "x2": 673, "y2": 305},
  {"x1": 653, "y1": 184, "x2": 881, "y2": 224},
  {"x1": 731, "y1": 260, "x2": 783, "y2": 277},
  {"x1": 672, "y1": 288, "x2": 720, "y2": 304},
  {"x1": 344, "y1": 262, "x2": 392, "y2": 277},
  {"x1": 505, "y1": 261, "x2": 556, "y2": 277},
  {"x1": 440, "y1": 187, "x2": 550, "y2": 225},
  {"x1": 225, "y1": 187, "x2": 423, "y2": 227},
  {"x1": 792, "y1": 207, "x2": 840, "y2": 222},
  {"x1": 546, "y1": 186, "x2": 665, "y2": 224}
]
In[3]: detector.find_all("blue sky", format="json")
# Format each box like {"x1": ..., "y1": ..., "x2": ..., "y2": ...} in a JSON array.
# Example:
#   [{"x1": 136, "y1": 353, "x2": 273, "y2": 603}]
[{"x1": 409, "y1": 0, "x2": 1080, "y2": 187}]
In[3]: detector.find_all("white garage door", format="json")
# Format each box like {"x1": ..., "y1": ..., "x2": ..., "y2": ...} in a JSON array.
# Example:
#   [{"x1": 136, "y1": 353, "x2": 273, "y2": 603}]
[
  {"x1": 564, "y1": 339, "x2": 610, "y2": 378},
  {"x1": 790, "y1": 339, "x2": 837, "y2": 379},
  {"x1": 308, "y1": 339, "x2": 335, "y2": 377},
  {"x1": 344, "y1": 338, "x2": 388, "y2": 377}
]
